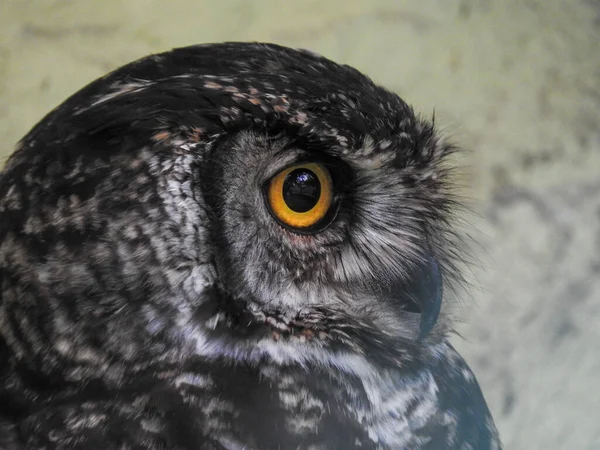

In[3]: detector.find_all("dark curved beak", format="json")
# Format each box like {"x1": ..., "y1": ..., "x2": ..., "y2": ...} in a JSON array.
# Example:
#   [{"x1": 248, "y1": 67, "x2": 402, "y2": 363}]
[
  {"x1": 416, "y1": 256, "x2": 443, "y2": 339},
  {"x1": 394, "y1": 255, "x2": 443, "y2": 340}
]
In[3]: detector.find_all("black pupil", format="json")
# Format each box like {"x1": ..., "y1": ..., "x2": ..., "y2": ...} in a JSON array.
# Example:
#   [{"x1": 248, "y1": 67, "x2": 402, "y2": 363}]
[{"x1": 282, "y1": 168, "x2": 321, "y2": 213}]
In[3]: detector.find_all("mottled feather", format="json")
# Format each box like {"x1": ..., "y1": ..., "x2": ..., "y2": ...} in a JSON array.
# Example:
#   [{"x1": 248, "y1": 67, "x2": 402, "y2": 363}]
[{"x1": 0, "y1": 43, "x2": 500, "y2": 449}]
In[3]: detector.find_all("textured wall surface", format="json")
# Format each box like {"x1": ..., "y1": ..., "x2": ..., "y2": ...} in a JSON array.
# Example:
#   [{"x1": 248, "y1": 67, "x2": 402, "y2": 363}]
[{"x1": 1, "y1": 1, "x2": 599, "y2": 448}]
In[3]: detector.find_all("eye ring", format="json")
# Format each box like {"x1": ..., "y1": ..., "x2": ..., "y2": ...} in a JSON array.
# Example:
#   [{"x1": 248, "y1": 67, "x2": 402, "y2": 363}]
[{"x1": 267, "y1": 162, "x2": 333, "y2": 230}]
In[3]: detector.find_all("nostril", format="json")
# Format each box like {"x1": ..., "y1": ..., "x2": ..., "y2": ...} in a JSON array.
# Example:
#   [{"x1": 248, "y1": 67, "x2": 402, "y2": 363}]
[{"x1": 404, "y1": 296, "x2": 422, "y2": 314}]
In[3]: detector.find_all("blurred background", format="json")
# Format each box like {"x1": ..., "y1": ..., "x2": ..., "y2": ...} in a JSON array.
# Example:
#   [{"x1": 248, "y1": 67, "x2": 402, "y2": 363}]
[{"x1": 1, "y1": 0, "x2": 599, "y2": 448}]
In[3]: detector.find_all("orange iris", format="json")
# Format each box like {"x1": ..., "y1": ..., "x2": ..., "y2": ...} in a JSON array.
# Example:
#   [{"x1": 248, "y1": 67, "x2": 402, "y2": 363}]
[{"x1": 267, "y1": 162, "x2": 333, "y2": 229}]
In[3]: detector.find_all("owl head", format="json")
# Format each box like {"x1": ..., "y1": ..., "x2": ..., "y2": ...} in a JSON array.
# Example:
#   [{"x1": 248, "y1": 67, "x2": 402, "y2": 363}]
[{"x1": 0, "y1": 43, "x2": 463, "y2": 378}]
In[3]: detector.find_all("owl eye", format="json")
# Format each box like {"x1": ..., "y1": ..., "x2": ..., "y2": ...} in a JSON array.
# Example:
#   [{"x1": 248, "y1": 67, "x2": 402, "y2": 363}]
[{"x1": 266, "y1": 162, "x2": 334, "y2": 231}]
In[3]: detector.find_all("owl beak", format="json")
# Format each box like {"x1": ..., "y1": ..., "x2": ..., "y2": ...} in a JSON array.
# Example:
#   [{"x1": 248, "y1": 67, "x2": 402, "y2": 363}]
[
  {"x1": 397, "y1": 255, "x2": 443, "y2": 340},
  {"x1": 416, "y1": 256, "x2": 443, "y2": 340}
]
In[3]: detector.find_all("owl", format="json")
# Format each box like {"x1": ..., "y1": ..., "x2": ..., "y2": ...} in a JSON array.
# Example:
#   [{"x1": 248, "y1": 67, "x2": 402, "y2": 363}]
[{"x1": 0, "y1": 43, "x2": 501, "y2": 449}]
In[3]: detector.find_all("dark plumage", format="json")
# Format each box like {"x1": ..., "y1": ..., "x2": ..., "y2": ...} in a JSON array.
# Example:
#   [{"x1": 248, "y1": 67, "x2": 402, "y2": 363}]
[{"x1": 0, "y1": 43, "x2": 500, "y2": 449}]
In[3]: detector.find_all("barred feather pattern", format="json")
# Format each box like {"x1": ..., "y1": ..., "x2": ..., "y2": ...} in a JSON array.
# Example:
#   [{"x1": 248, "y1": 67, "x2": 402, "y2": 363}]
[{"x1": 0, "y1": 43, "x2": 500, "y2": 449}]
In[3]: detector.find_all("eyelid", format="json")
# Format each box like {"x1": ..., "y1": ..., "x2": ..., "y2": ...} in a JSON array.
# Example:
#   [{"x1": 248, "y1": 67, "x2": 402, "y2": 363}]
[{"x1": 261, "y1": 150, "x2": 309, "y2": 184}]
